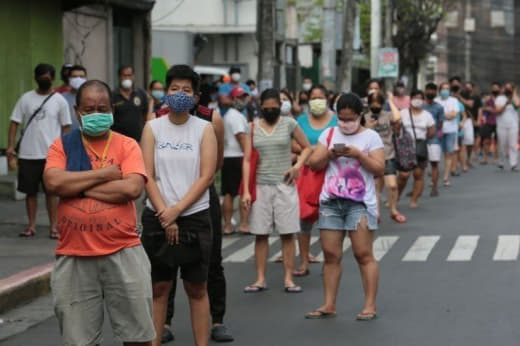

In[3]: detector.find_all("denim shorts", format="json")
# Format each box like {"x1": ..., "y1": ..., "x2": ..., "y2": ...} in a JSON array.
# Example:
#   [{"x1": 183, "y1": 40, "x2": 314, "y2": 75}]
[
  {"x1": 318, "y1": 199, "x2": 378, "y2": 231},
  {"x1": 441, "y1": 133, "x2": 457, "y2": 154}
]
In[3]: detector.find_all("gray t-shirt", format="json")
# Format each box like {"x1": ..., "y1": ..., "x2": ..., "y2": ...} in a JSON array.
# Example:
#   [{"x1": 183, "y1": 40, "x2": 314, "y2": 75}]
[
  {"x1": 252, "y1": 116, "x2": 298, "y2": 185},
  {"x1": 364, "y1": 110, "x2": 395, "y2": 160}
]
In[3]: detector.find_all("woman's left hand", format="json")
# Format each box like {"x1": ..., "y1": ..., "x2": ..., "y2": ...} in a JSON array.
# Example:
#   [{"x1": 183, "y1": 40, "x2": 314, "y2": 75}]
[{"x1": 283, "y1": 166, "x2": 300, "y2": 185}]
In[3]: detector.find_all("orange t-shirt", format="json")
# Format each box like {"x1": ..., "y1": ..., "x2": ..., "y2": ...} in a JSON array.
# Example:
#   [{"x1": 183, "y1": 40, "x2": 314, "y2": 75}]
[{"x1": 45, "y1": 132, "x2": 147, "y2": 256}]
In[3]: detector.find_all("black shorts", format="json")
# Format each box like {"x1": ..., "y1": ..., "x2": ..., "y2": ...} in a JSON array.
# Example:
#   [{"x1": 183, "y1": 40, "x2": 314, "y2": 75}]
[
  {"x1": 18, "y1": 159, "x2": 47, "y2": 195},
  {"x1": 141, "y1": 207, "x2": 212, "y2": 284},
  {"x1": 384, "y1": 158, "x2": 397, "y2": 176},
  {"x1": 221, "y1": 157, "x2": 243, "y2": 196},
  {"x1": 474, "y1": 126, "x2": 481, "y2": 138},
  {"x1": 481, "y1": 124, "x2": 497, "y2": 140}
]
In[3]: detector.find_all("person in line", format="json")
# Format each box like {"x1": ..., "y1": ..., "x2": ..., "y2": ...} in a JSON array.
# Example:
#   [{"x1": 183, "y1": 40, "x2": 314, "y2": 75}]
[
  {"x1": 423, "y1": 83, "x2": 445, "y2": 197},
  {"x1": 495, "y1": 83, "x2": 520, "y2": 170},
  {"x1": 393, "y1": 81, "x2": 410, "y2": 110},
  {"x1": 44, "y1": 80, "x2": 155, "y2": 346},
  {"x1": 449, "y1": 79, "x2": 467, "y2": 175},
  {"x1": 112, "y1": 65, "x2": 150, "y2": 142},
  {"x1": 305, "y1": 93, "x2": 384, "y2": 321},
  {"x1": 6, "y1": 63, "x2": 72, "y2": 238},
  {"x1": 363, "y1": 79, "x2": 383, "y2": 111},
  {"x1": 62, "y1": 65, "x2": 87, "y2": 130},
  {"x1": 293, "y1": 84, "x2": 337, "y2": 276},
  {"x1": 54, "y1": 63, "x2": 73, "y2": 93},
  {"x1": 241, "y1": 88, "x2": 312, "y2": 293},
  {"x1": 294, "y1": 90, "x2": 310, "y2": 116},
  {"x1": 280, "y1": 89, "x2": 296, "y2": 118},
  {"x1": 364, "y1": 91, "x2": 405, "y2": 222},
  {"x1": 222, "y1": 87, "x2": 250, "y2": 235},
  {"x1": 461, "y1": 82, "x2": 482, "y2": 164},
  {"x1": 435, "y1": 82, "x2": 459, "y2": 186},
  {"x1": 480, "y1": 83, "x2": 501, "y2": 165},
  {"x1": 140, "y1": 65, "x2": 217, "y2": 346},
  {"x1": 148, "y1": 80, "x2": 166, "y2": 120},
  {"x1": 246, "y1": 79, "x2": 259, "y2": 98},
  {"x1": 397, "y1": 90, "x2": 435, "y2": 208}
]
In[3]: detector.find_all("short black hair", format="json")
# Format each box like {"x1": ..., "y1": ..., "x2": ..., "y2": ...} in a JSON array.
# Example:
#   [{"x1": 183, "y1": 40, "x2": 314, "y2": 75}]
[
  {"x1": 246, "y1": 79, "x2": 256, "y2": 87},
  {"x1": 260, "y1": 88, "x2": 281, "y2": 106},
  {"x1": 425, "y1": 82, "x2": 437, "y2": 91},
  {"x1": 449, "y1": 76, "x2": 462, "y2": 83},
  {"x1": 336, "y1": 92, "x2": 363, "y2": 115},
  {"x1": 118, "y1": 65, "x2": 134, "y2": 76},
  {"x1": 60, "y1": 64, "x2": 72, "y2": 83},
  {"x1": 410, "y1": 89, "x2": 424, "y2": 98},
  {"x1": 149, "y1": 80, "x2": 163, "y2": 90},
  {"x1": 308, "y1": 84, "x2": 328, "y2": 98},
  {"x1": 34, "y1": 63, "x2": 55, "y2": 79},
  {"x1": 367, "y1": 78, "x2": 382, "y2": 89},
  {"x1": 69, "y1": 65, "x2": 87, "y2": 75},
  {"x1": 165, "y1": 64, "x2": 200, "y2": 93},
  {"x1": 76, "y1": 80, "x2": 113, "y2": 108},
  {"x1": 229, "y1": 66, "x2": 241, "y2": 74}
]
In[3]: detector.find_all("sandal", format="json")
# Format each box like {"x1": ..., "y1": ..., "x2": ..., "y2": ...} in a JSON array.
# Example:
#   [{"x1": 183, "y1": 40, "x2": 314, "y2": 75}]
[
  {"x1": 293, "y1": 268, "x2": 310, "y2": 277},
  {"x1": 243, "y1": 285, "x2": 268, "y2": 293},
  {"x1": 308, "y1": 254, "x2": 321, "y2": 263},
  {"x1": 49, "y1": 229, "x2": 59, "y2": 239},
  {"x1": 19, "y1": 228, "x2": 35, "y2": 237},
  {"x1": 390, "y1": 212, "x2": 407, "y2": 224},
  {"x1": 356, "y1": 311, "x2": 378, "y2": 321},
  {"x1": 274, "y1": 255, "x2": 283, "y2": 263},
  {"x1": 284, "y1": 285, "x2": 303, "y2": 293},
  {"x1": 305, "y1": 310, "x2": 337, "y2": 320},
  {"x1": 443, "y1": 180, "x2": 451, "y2": 187}
]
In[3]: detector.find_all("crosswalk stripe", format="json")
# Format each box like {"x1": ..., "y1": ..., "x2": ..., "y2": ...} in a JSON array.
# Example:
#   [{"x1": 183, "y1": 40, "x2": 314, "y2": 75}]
[
  {"x1": 269, "y1": 236, "x2": 320, "y2": 262},
  {"x1": 316, "y1": 238, "x2": 351, "y2": 262},
  {"x1": 402, "y1": 236, "x2": 440, "y2": 262},
  {"x1": 224, "y1": 237, "x2": 277, "y2": 263},
  {"x1": 447, "y1": 235, "x2": 480, "y2": 262},
  {"x1": 493, "y1": 235, "x2": 520, "y2": 261},
  {"x1": 222, "y1": 237, "x2": 241, "y2": 250},
  {"x1": 373, "y1": 236, "x2": 399, "y2": 261}
]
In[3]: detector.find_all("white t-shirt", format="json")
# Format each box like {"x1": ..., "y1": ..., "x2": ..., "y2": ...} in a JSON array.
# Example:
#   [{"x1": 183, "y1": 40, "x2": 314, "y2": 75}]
[
  {"x1": 318, "y1": 127, "x2": 384, "y2": 218},
  {"x1": 495, "y1": 95, "x2": 519, "y2": 129},
  {"x1": 10, "y1": 90, "x2": 72, "y2": 159},
  {"x1": 223, "y1": 108, "x2": 248, "y2": 158},
  {"x1": 400, "y1": 109, "x2": 435, "y2": 140},
  {"x1": 146, "y1": 115, "x2": 210, "y2": 216},
  {"x1": 435, "y1": 96, "x2": 459, "y2": 134}
]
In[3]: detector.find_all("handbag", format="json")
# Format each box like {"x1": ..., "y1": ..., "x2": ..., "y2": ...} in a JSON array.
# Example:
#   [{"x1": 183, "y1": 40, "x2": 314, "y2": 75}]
[
  {"x1": 392, "y1": 124, "x2": 417, "y2": 172},
  {"x1": 238, "y1": 122, "x2": 259, "y2": 203},
  {"x1": 409, "y1": 109, "x2": 428, "y2": 162},
  {"x1": 297, "y1": 127, "x2": 335, "y2": 223},
  {"x1": 156, "y1": 228, "x2": 201, "y2": 267}
]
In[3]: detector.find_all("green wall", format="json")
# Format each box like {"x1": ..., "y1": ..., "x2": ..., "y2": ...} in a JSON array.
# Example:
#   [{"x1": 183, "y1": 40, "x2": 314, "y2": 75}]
[{"x1": 0, "y1": 0, "x2": 63, "y2": 149}]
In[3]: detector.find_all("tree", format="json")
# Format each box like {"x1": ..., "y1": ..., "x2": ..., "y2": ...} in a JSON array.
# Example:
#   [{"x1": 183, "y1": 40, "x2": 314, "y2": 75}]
[
  {"x1": 257, "y1": 0, "x2": 276, "y2": 91},
  {"x1": 338, "y1": 0, "x2": 356, "y2": 91}
]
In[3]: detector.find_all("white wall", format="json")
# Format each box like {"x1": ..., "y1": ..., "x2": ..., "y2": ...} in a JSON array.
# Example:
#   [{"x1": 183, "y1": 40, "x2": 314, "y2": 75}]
[{"x1": 152, "y1": 30, "x2": 195, "y2": 65}]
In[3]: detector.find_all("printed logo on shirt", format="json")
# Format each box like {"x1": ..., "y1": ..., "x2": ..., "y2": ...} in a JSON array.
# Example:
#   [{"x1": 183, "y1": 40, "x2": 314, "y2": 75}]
[
  {"x1": 134, "y1": 96, "x2": 142, "y2": 107},
  {"x1": 157, "y1": 141, "x2": 194, "y2": 151},
  {"x1": 325, "y1": 160, "x2": 367, "y2": 201}
]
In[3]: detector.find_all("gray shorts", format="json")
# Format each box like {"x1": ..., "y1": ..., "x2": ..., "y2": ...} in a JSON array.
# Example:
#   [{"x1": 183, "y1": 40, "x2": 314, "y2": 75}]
[
  {"x1": 51, "y1": 245, "x2": 155, "y2": 345},
  {"x1": 318, "y1": 198, "x2": 378, "y2": 231}
]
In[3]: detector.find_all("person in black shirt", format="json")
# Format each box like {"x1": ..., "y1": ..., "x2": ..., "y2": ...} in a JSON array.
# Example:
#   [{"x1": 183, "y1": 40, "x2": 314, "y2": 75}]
[
  {"x1": 462, "y1": 82, "x2": 483, "y2": 163},
  {"x1": 112, "y1": 65, "x2": 149, "y2": 142}
]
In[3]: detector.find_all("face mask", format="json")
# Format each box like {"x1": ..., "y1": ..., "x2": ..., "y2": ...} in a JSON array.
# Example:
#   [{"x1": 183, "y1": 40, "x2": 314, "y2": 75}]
[
  {"x1": 262, "y1": 108, "x2": 281, "y2": 124},
  {"x1": 302, "y1": 83, "x2": 312, "y2": 92},
  {"x1": 69, "y1": 77, "x2": 86, "y2": 91},
  {"x1": 492, "y1": 90, "x2": 500, "y2": 97},
  {"x1": 80, "y1": 113, "x2": 114, "y2": 137},
  {"x1": 233, "y1": 99, "x2": 247, "y2": 111},
  {"x1": 450, "y1": 86, "x2": 460, "y2": 94},
  {"x1": 309, "y1": 99, "x2": 327, "y2": 116},
  {"x1": 36, "y1": 78, "x2": 52, "y2": 91},
  {"x1": 505, "y1": 90, "x2": 513, "y2": 97},
  {"x1": 338, "y1": 118, "x2": 361, "y2": 135},
  {"x1": 231, "y1": 73, "x2": 241, "y2": 82},
  {"x1": 395, "y1": 87, "x2": 405, "y2": 96},
  {"x1": 281, "y1": 100, "x2": 292, "y2": 115},
  {"x1": 370, "y1": 106, "x2": 382, "y2": 115},
  {"x1": 425, "y1": 93, "x2": 436, "y2": 100},
  {"x1": 250, "y1": 88, "x2": 258, "y2": 97},
  {"x1": 165, "y1": 91, "x2": 195, "y2": 113},
  {"x1": 411, "y1": 99, "x2": 424, "y2": 108},
  {"x1": 121, "y1": 79, "x2": 133, "y2": 90},
  {"x1": 151, "y1": 90, "x2": 165, "y2": 101},
  {"x1": 440, "y1": 90, "x2": 450, "y2": 99},
  {"x1": 368, "y1": 88, "x2": 377, "y2": 95}
]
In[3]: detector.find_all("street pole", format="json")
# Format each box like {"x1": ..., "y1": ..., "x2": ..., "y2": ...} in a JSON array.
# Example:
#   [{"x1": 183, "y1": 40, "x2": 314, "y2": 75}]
[
  {"x1": 257, "y1": 0, "x2": 276, "y2": 92},
  {"x1": 464, "y1": 0, "x2": 472, "y2": 82},
  {"x1": 321, "y1": 0, "x2": 336, "y2": 90},
  {"x1": 338, "y1": 0, "x2": 355, "y2": 92},
  {"x1": 370, "y1": 0, "x2": 381, "y2": 78},
  {"x1": 383, "y1": 0, "x2": 393, "y2": 91}
]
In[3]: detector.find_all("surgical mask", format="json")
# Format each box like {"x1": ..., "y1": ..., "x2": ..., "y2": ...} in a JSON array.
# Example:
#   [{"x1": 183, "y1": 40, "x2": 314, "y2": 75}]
[
  {"x1": 440, "y1": 90, "x2": 450, "y2": 99},
  {"x1": 395, "y1": 87, "x2": 405, "y2": 96},
  {"x1": 36, "y1": 78, "x2": 52, "y2": 91},
  {"x1": 151, "y1": 90, "x2": 165, "y2": 101},
  {"x1": 69, "y1": 77, "x2": 86, "y2": 91},
  {"x1": 281, "y1": 100, "x2": 292, "y2": 115},
  {"x1": 302, "y1": 83, "x2": 312, "y2": 91},
  {"x1": 309, "y1": 99, "x2": 327, "y2": 116},
  {"x1": 262, "y1": 108, "x2": 281, "y2": 124},
  {"x1": 411, "y1": 99, "x2": 424, "y2": 108},
  {"x1": 250, "y1": 88, "x2": 258, "y2": 97},
  {"x1": 338, "y1": 118, "x2": 361, "y2": 135},
  {"x1": 368, "y1": 88, "x2": 377, "y2": 95},
  {"x1": 121, "y1": 79, "x2": 133, "y2": 89},
  {"x1": 80, "y1": 113, "x2": 114, "y2": 136},
  {"x1": 231, "y1": 73, "x2": 241, "y2": 82},
  {"x1": 165, "y1": 91, "x2": 195, "y2": 113},
  {"x1": 233, "y1": 99, "x2": 247, "y2": 111}
]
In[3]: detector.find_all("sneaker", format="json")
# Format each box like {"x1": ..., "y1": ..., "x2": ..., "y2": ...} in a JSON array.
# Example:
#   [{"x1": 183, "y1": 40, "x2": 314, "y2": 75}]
[
  {"x1": 161, "y1": 327, "x2": 175, "y2": 344},
  {"x1": 211, "y1": 324, "x2": 234, "y2": 343}
]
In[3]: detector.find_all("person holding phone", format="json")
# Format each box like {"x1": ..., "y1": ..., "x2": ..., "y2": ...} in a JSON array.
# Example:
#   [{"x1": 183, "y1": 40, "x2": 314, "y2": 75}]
[
  {"x1": 305, "y1": 93, "x2": 384, "y2": 321},
  {"x1": 241, "y1": 88, "x2": 312, "y2": 294}
]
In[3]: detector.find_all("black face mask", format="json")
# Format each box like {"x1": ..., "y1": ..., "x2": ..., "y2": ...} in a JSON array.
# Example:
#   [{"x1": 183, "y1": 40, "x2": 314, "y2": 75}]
[
  {"x1": 425, "y1": 93, "x2": 436, "y2": 100},
  {"x1": 262, "y1": 108, "x2": 281, "y2": 124},
  {"x1": 492, "y1": 90, "x2": 500, "y2": 97},
  {"x1": 505, "y1": 89, "x2": 513, "y2": 97},
  {"x1": 36, "y1": 78, "x2": 52, "y2": 91},
  {"x1": 370, "y1": 106, "x2": 382, "y2": 115},
  {"x1": 299, "y1": 99, "x2": 308, "y2": 105},
  {"x1": 450, "y1": 86, "x2": 460, "y2": 94}
]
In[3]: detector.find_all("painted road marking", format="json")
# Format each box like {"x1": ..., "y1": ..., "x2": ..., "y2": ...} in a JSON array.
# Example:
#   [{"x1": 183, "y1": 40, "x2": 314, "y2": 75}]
[{"x1": 402, "y1": 236, "x2": 440, "y2": 262}]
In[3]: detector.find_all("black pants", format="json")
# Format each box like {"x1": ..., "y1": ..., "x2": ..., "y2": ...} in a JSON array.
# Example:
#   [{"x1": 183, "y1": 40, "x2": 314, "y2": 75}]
[{"x1": 166, "y1": 184, "x2": 227, "y2": 325}]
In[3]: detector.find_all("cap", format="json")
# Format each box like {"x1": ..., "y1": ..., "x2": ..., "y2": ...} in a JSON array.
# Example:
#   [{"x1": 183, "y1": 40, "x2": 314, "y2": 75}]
[
  {"x1": 222, "y1": 74, "x2": 231, "y2": 83},
  {"x1": 230, "y1": 87, "x2": 247, "y2": 97}
]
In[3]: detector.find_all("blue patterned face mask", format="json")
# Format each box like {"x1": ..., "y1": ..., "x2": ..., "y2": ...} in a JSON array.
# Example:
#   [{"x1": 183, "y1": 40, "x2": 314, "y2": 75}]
[{"x1": 165, "y1": 92, "x2": 195, "y2": 113}]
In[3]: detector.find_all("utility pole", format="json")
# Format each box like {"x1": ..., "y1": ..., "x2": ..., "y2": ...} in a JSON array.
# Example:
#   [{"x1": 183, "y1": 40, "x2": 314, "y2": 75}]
[
  {"x1": 338, "y1": 0, "x2": 356, "y2": 92},
  {"x1": 383, "y1": 0, "x2": 393, "y2": 91},
  {"x1": 370, "y1": 0, "x2": 382, "y2": 78},
  {"x1": 257, "y1": 0, "x2": 276, "y2": 92},
  {"x1": 464, "y1": 0, "x2": 472, "y2": 81},
  {"x1": 321, "y1": 0, "x2": 336, "y2": 90}
]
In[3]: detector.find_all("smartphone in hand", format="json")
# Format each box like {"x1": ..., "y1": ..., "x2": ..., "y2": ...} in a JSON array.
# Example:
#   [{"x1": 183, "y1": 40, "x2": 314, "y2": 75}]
[{"x1": 333, "y1": 143, "x2": 346, "y2": 150}]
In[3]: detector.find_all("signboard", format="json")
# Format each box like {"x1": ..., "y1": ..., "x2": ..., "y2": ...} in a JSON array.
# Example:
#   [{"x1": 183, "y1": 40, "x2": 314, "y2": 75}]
[{"x1": 377, "y1": 48, "x2": 399, "y2": 78}]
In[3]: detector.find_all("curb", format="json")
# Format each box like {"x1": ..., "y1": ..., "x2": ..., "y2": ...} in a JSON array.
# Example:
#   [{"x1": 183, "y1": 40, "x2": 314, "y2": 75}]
[{"x1": 0, "y1": 263, "x2": 53, "y2": 314}]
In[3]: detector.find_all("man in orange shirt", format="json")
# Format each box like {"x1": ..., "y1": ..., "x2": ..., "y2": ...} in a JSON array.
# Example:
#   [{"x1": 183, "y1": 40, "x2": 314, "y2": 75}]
[{"x1": 44, "y1": 80, "x2": 155, "y2": 346}]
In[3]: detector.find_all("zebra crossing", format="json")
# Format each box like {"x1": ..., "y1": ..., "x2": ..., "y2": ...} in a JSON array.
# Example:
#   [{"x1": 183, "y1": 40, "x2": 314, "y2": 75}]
[{"x1": 221, "y1": 234, "x2": 520, "y2": 263}]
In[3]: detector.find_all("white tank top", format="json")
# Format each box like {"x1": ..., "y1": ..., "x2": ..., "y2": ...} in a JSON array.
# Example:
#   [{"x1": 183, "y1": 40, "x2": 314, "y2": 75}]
[{"x1": 146, "y1": 115, "x2": 210, "y2": 216}]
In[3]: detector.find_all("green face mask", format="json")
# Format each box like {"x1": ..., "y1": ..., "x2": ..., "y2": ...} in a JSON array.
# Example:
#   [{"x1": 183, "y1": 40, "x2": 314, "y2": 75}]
[{"x1": 80, "y1": 113, "x2": 114, "y2": 136}]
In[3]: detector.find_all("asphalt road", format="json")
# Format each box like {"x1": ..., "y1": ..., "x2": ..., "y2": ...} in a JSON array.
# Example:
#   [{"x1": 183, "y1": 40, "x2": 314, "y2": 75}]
[{"x1": 2, "y1": 163, "x2": 520, "y2": 346}]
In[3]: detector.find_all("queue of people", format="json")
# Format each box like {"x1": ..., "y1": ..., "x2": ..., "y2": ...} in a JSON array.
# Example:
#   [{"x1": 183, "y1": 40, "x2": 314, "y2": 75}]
[{"x1": 5, "y1": 61, "x2": 520, "y2": 345}]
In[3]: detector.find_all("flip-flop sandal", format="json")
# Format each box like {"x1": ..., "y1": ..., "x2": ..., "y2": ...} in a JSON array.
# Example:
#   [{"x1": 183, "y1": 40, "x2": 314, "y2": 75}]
[
  {"x1": 49, "y1": 230, "x2": 59, "y2": 239},
  {"x1": 443, "y1": 180, "x2": 451, "y2": 187},
  {"x1": 293, "y1": 268, "x2": 310, "y2": 277},
  {"x1": 390, "y1": 212, "x2": 407, "y2": 224},
  {"x1": 238, "y1": 229, "x2": 252, "y2": 236},
  {"x1": 19, "y1": 228, "x2": 35, "y2": 237},
  {"x1": 284, "y1": 285, "x2": 303, "y2": 293},
  {"x1": 356, "y1": 312, "x2": 378, "y2": 321},
  {"x1": 308, "y1": 255, "x2": 321, "y2": 264},
  {"x1": 223, "y1": 230, "x2": 236, "y2": 236},
  {"x1": 243, "y1": 285, "x2": 268, "y2": 293},
  {"x1": 305, "y1": 310, "x2": 337, "y2": 320},
  {"x1": 274, "y1": 255, "x2": 283, "y2": 263}
]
